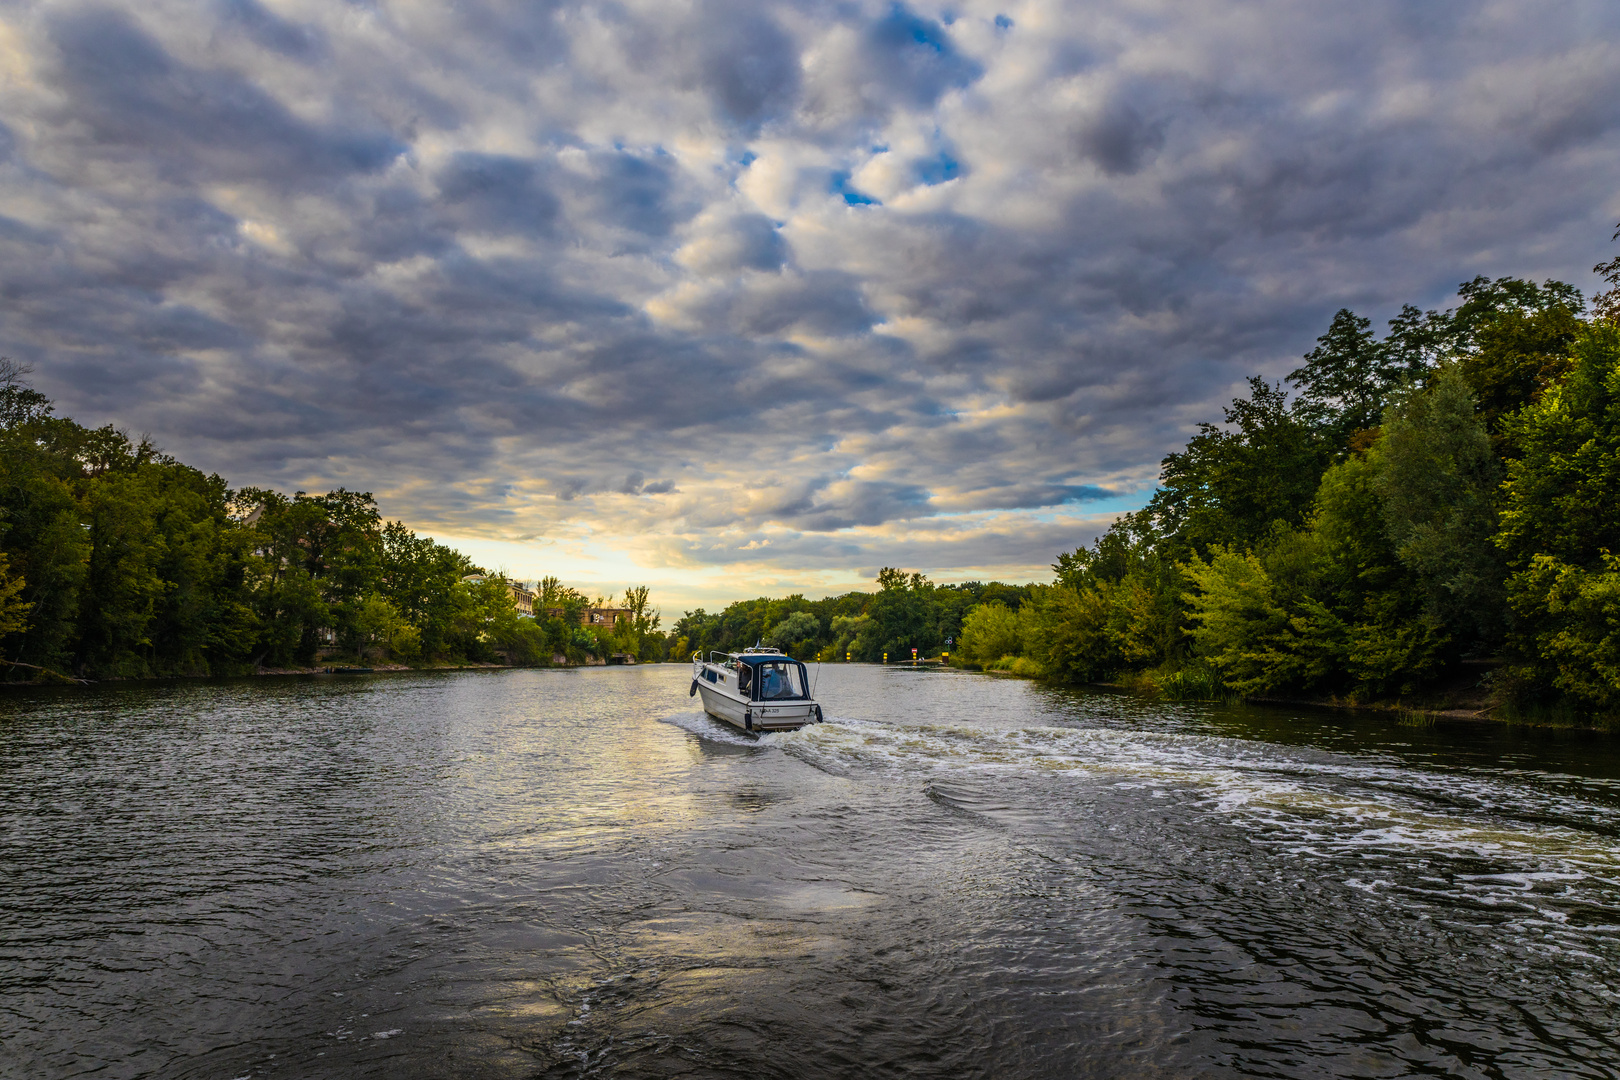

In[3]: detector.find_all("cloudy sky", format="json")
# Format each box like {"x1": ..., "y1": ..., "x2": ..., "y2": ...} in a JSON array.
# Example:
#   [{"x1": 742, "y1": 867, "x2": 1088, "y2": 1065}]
[{"x1": 2, "y1": 0, "x2": 1617, "y2": 611}]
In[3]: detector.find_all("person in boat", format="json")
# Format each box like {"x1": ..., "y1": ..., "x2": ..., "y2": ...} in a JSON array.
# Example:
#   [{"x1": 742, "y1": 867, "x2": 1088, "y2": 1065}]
[
  {"x1": 736, "y1": 661, "x2": 752, "y2": 698},
  {"x1": 759, "y1": 662, "x2": 783, "y2": 699}
]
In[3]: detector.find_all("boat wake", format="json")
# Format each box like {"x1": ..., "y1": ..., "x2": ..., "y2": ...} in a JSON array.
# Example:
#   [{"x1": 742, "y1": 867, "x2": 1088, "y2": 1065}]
[{"x1": 767, "y1": 717, "x2": 1620, "y2": 948}]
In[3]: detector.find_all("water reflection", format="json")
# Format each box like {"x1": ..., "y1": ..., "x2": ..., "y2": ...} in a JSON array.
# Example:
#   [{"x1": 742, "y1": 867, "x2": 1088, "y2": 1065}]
[{"x1": 2, "y1": 667, "x2": 1619, "y2": 1078}]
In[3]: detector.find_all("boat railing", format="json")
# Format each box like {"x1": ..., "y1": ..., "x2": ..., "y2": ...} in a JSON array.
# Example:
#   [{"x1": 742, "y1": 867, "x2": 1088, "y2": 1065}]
[{"x1": 700, "y1": 648, "x2": 794, "y2": 667}]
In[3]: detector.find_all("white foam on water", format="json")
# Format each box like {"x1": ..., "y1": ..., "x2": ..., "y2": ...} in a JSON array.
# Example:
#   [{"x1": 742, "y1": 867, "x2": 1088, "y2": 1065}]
[
  {"x1": 772, "y1": 717, "x2": 1620, "y2": 945},
  {"x1": 653, "y1": 711, "x2": 1620, "y2": 960}
]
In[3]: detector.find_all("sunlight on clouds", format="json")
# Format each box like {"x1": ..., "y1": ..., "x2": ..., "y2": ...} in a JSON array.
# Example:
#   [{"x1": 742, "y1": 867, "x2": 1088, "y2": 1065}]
[
  {"x1": 0, "y1": 18, "x2": 43, "y2": 94},
  {"x1": 238, "y1": 218, "x2": 296, "y2": 256},
  {"x1": 1, "y1": 0, "x2": 1616, "y2": 609}
]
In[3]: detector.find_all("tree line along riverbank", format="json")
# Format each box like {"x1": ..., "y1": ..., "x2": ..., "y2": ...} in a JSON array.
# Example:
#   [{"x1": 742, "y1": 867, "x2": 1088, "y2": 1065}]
[
  {"x1": 0, "y1": 362, "x2": 667, "y2": 682},
  {"x1": 7, "y1": 233, "x2": 1620, "y2": 727},
  {"x1": 683, "y1": 239, "x2": 1620, "y2": 730}
]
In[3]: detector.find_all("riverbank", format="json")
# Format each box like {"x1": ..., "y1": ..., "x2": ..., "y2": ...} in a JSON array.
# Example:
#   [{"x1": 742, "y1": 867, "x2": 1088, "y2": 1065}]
[
  {"x1": 0, "y1": 655, "x2": 697, "y2": 688},
  {"x1": 951, "y1": 656, "x2": 1620, "y2": 732}
]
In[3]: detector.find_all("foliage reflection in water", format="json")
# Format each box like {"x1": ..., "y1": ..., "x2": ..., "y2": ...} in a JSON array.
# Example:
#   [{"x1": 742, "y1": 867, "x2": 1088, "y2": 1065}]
[{"x1": 3, "y1": 666, "x2": 1620, "y2": 1079}]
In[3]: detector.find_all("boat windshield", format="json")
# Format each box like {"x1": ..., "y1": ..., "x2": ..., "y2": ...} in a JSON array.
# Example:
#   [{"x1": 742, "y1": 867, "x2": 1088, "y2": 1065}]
[{"x1": 752, "y1": 661, "x2": 805, "y2": 701}]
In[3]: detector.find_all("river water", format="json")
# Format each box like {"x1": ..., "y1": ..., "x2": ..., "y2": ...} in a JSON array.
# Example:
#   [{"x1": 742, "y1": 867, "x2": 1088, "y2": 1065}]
[{"x1": 3, "y1": 666, "x2": 1620, "y2": 1079}]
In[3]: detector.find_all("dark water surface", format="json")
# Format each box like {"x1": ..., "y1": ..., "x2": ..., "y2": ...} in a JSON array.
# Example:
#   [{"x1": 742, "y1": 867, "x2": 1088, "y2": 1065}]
[{"x1": 4, "y1": 666, "x2": 1620, "y2": 1079}]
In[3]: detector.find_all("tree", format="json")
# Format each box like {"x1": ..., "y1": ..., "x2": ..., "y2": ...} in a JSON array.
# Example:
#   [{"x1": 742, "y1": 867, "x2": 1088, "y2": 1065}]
[
  {"x1": 1309, "y1": 455, "x2": 1449, "y2": 696},
  {"x1": 1288, "y1": 309, "x2": 1408, "y2": 442},
  {"x1": 828, "y1": 613, "x2": 873, "y2": 658},
  {"x1": 1183, "y1": 546, "x2": 1337, "y2": 695},
  {"x1": 0, "y1": 358, "x2": 52, "y2": 428},
  {"x1": 350, "y1": 594, "x2": 419, "y2": 661},
  {"x1": 75, "y1": 467, "x2": 167, "y2": 677},
  {"x1": 865, "y1": 568, "x2": 939, "y2": 659},
  {"x1": 957, "y1": 601, "x2": 1022, "y2": 663},
  {"x1": 765, "y1": 610, "x2": 818, "y2": 655},
  {"x1": 1020, "y1": 584, "x2": 1122, "y2": 683},
  {"x1": 0, "y1": 430, "x2": 89, "y2": 676},
  {"x1": 1374, "y1": 366, "x2": 1505, "y2": 649},
  {"x1": 1382, "y1": 303, "x2": 1459, "y2": 378},
  {"x1": 1049, "y1": 513, "x2": 1189, "y2": 672},
  {"x1": 1496, "y1": 322, "x2": 1620, "y2": 713},
  {"x1": 1504, "y1": 555, "x2": 1620, "y2": 714},
  {"x1": 464, "y1": 575, "x2": 542, "y2": 664},
  {"x1": 0, "y1": 553, "x2": 31, "y2": 646},
  {"x1": 619, "y1": 584, "x2": 663, "y2": 659},
  {"x1": 1592, "y1": 222, "x2": 1620, "y2": 324},
  {"x1": 1496, "y1": 323, "x2": 1620, "y2": 570},
  {"x1": 1146, "y1": 378, "x2": 1329, "y2": 556}
]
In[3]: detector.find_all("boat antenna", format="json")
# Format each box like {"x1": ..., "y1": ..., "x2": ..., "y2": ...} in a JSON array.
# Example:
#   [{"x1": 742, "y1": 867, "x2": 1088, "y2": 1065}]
[{"x1": 812, "y1": 655, "x2": 821, "y2": 697}]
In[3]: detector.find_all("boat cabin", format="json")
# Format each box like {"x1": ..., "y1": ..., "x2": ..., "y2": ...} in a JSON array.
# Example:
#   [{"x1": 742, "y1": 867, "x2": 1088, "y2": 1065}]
[
  {"x1": 699, "y1": 650, "x2": 810, "y2": 702},
  {"x1": 691, "y1": 647, "x2": 822, "y2": 732}
]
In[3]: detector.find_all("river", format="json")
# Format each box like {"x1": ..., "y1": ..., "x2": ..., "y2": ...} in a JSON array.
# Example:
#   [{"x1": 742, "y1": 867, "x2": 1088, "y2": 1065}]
[{"x1": 3, "y1": 665, "x2": 1619, "y2": 1079}]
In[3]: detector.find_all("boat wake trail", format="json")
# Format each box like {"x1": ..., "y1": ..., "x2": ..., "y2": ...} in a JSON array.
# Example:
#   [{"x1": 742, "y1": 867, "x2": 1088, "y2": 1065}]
[
  {"x1": 773, "y1": 716, "x2": 1620, "y2": 951},
  {"x1": 657, "y1": 710, "x2": 769, "y2": 747}
]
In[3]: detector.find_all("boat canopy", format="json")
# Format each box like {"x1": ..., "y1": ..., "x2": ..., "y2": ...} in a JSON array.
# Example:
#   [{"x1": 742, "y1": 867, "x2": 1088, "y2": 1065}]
[
  {"x1": 706, "y1": 648, "x2": 793, "y2": 667},
  {"x1": 749, "y1": 659, "x2": 807, "y2": 701},
  {"x1": 701, "y1": 650, "x2": 810, "y2": 701}
]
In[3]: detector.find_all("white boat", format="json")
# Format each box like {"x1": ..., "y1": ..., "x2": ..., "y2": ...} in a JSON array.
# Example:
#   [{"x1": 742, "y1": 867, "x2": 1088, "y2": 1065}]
[{"x1": 689, "y1": 647, "x2": 823, "y2": 733}]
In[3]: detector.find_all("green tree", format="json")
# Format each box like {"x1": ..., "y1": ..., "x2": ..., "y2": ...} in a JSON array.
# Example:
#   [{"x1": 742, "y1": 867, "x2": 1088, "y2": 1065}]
[
  {"x1": 464, "y1": 575, "x2": 542, "y2": 664},
  {"x1": 1374, "y1": 366, "x2": 1505, "y2": 649},
  {"x1": 0, "y1": 437, "x2": 89, "y2": 676},
  {"x1": 865, "y1": 568, "x2": 939, "y2": 659},
  {"x1": 0, "y1": 552, "x2": 31, "y2": 645},
  {"x1": 1181, "y1": 453, "x2": 1448, "y2": 701},
  {"x1": 1146, "y1": 378, "x2": 1329, "y2": 556},
  {"x1": 1504, "y1": 555, "x2": 1620, "y2": 714},
  {"x1": 0, "y1": 358, "x2": 52, "y2": 428},
  {"x1": 765, "y1": 610, "x2": 818, "y2": 655},
  {"x1": 1020, "y1": 584, "x2": 1121, "y2": 683},
  {"x1": 1496, "y1": 323, "x2": 1620, "y2": 569},
  {"x1": 1183, "y1": 546, "x2": 1334, "y2": 695},
  {"x1": 613, "y1": 585, "x2": 664, "y2": 659},
  {"x1": 1454, "y1": 280, "x2": 1585, "y2": 448},
  {"x1": 350, "y1": 594, "x2": 419, "y2": 661},
  {"x1": 1310, "y1": 456, "x2": 1449, "y2": 696},
  {"x1": 1288, "y1": 309, "x2": 1409, "y2": 443},
  {"x1": 75, "y1": 467, "x2": 167, "y2": 677},
  {"x1": 1592, "y1": 223, "x2": 1620, "y2": 324},
  {"x1": 1496, "y1": 322, "x2": 1620, "y2": 712},
  {"x1": 828, "y1": 613, "x2": 872, "y2": 658},
  {"x1": 957, "y1": 601, "x2": 1022, "y2": 663}
]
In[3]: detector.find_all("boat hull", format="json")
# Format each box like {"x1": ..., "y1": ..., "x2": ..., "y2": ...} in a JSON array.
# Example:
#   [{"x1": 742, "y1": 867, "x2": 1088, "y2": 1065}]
[{"x1": 694, "y1": 673, "x2": 820, "y2": 732}]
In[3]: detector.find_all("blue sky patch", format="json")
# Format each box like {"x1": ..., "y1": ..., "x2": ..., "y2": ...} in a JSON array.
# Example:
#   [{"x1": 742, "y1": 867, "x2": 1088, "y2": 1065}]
[
  {"x1": 829, "y1": 170, "x2": 880, "y2": 205},
  {"x1": 916, "y1": 152, "x2": 960, "y2": 185}
]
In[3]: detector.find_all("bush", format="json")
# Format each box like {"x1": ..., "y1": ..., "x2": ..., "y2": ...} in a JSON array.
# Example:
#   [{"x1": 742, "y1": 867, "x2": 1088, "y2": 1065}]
[
  {"x1": 957, "y1": 601, "x2": 1021, "y2": 662},
  {"x1": 1157, "y1": 665, "x2": 1228, "y2": 702}
]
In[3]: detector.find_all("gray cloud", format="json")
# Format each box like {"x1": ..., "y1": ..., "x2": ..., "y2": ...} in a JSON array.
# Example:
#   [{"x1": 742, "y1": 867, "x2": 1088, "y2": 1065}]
[
  {"x1": 688, "y1": 0, "x2": 801, "y2": 129},
  {"x1": 677, "y1": 212, "x2": 789, "y2": 275},
  {"x1": 1076, "y1": 102, "x2": 1165, "y2": 176},
  {"x1": 217, "y1": 0, "x2": 326, "y2": 61},
  {"x1": 435, "y1": 153, "x2": 560, "y2": 235},
  {"x1": 1, "y1": 0, "x2": 1617, "y2": 591},
  {"x1": 47, "y1": 7, "x2": 402, "y2": 184}
]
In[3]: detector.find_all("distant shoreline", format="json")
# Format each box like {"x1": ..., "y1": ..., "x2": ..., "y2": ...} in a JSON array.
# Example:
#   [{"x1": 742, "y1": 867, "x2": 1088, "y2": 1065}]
[{"x1": 0, "y1": 657, "x2": 700, "y2": 689}]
